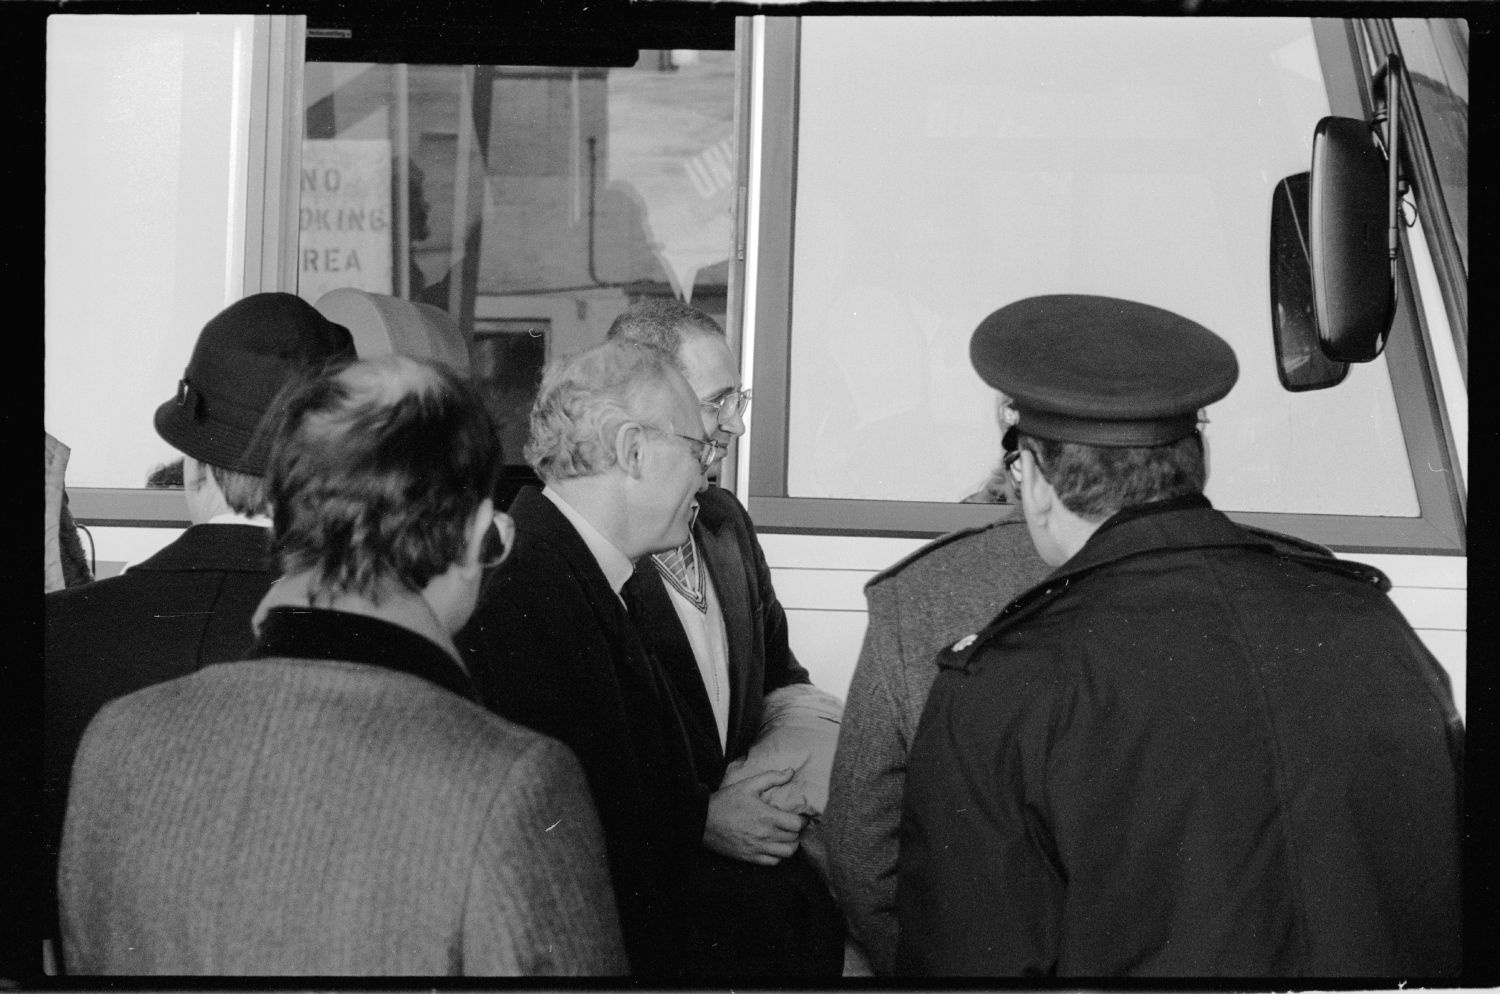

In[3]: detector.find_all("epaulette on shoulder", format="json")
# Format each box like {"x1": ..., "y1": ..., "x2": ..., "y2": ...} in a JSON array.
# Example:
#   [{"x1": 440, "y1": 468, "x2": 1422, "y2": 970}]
[
  {"x1": 1283, "y1": 548, "x2": 1392, "y2": 592},
  {"x1": 865, "y1": 520, "x2": 1007, "y2": 590},
  {"x1": 934, "y1": 615, "x2": 1010, "y2": 674},
  {"x1": 1240, "y1": 524, "x2": 1391, "y2": 592},
  {"x1": 934, "y1": 573, "x2": 1076, "y2": 674},
  {"x1": 1238, "y1": 523, "x2": 1335, "y2": 559}
]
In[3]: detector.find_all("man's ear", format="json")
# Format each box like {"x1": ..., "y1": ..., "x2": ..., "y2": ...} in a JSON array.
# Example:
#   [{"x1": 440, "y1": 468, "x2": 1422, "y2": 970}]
[
  {"x1": 458, "y1": 497, "x2": 495, "y2": 580},
  {"x1": 614, "y1": 421, "x2": 649, "y2": 480},
  {"x1": 1020, "y1": 450, "x2": 1053, "y2": 519}
]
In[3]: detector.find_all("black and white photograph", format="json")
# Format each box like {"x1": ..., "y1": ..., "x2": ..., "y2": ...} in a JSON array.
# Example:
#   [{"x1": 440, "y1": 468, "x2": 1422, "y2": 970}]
[{"x1": 27, "y1": 0, "x2": 1484, "y2": 986}]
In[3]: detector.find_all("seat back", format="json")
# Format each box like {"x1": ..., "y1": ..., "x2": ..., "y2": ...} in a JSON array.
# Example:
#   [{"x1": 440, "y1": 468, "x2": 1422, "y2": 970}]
[{"x1": 314, "y1": 287, "x2": 471, "y2": 374}]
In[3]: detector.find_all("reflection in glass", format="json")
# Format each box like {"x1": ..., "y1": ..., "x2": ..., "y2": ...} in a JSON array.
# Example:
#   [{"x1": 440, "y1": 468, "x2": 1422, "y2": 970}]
[{"x1": 300, "y1": 52, "x2": 737, "y2": 468}]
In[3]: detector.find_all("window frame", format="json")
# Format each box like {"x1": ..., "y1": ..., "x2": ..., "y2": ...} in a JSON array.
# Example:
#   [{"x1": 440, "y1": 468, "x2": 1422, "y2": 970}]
[{"x1": 744, "y1": 16, "x2": 1465, "y2": 555}]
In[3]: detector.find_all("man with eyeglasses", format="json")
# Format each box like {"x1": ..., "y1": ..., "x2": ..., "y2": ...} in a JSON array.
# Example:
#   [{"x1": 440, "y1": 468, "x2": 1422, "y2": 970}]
[
  {"x1": 605, "y1": 299, "x2": 845, "y2": 974},
  {"x1": 896, "y1": 295, "x2": 1462, "y2": 977},
  {"x1": 460, "y1": 335, "x2": 842, "y2": 978}
]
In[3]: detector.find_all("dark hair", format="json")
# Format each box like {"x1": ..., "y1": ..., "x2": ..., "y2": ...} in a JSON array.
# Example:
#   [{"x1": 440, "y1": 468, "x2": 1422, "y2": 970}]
[
  {"x1": 1020, "y1": 431, "x2": 1206, "y2": 522},
  {"x1": 265, "y1": 355, "x2": 502, "y2": 602},
  {"x1": 606, "y1": 297, "x2": 724, "y2": 360},
  {"x1": 145, "y1": 458, "x2": 185, "y2": 489}
]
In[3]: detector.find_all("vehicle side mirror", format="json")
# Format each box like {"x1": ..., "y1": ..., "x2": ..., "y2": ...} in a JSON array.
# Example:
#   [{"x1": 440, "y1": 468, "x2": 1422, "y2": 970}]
[
  {"x1": 1269, "y1": 172, "x2": 1348, "y2": 391},
  {"x1": 1308, "y1": 115, "x2": 1396, "y2": 362},
  {"x1": 1270, "y1": 54, "x2": 1406, "y2": 385}
]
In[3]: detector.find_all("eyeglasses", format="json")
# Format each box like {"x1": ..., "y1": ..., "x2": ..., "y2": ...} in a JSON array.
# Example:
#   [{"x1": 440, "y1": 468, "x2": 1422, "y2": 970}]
[
  {"x1": 479, "y1": 511, "x2": 515, "y2": 569},
  {"x1": 700, "y1": 388, "x2": 752, "y2": 424},
  {"x1": 1003, "y1": 447, "x2": 1024, "y2": 488},
  {"x1": 1002, "y1": 425, "x2": 1023, "y2": 488},
  {"x1": 642, "y1": 425, "x2": 727, "y2": 470}
]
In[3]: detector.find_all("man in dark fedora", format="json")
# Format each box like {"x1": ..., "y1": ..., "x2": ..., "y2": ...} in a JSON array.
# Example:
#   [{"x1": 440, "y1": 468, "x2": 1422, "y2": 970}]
[
  {"x1": 43, "y1": 292, "x2": 355, "y2": 968},
  {"x1": 896, "y1": 294, "x2": 1463, "y2": 978}
]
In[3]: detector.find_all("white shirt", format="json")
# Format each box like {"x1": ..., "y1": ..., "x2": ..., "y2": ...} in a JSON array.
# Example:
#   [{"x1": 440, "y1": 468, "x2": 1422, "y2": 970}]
[{"x1": 207, "y1": 511, "x2": 273, "y2": 528}]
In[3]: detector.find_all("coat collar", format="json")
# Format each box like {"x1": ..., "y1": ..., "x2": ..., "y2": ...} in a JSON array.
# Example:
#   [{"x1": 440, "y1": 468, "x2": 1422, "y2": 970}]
[
  {"x1": 938, "y1": 496, "x2": 1388, "y2": 675},
  {"x1": 507, "y1": 486, "x2": 661, "y2": 690},
  {"x1": 127, "y1": 523, "x2": 274, "y2": 575},
  {"x1": 941, "y1": 498, "x2": 1266, "y2": 674},
  {"x1": 247, "y1": 606, "x2": 477, "y2": 702}
]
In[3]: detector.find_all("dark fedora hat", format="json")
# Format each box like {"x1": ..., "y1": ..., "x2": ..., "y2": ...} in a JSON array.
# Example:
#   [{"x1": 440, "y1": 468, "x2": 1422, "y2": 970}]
[
  {"x1": 154, "y1": 292, "x2": 356, "y2": 475},
  {"x1": 971, "y1": 294, "x2": 1238, "y2": 448}
]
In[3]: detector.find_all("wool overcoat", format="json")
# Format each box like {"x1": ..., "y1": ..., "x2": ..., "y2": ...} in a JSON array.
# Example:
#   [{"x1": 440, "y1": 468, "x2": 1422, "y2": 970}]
[
  {"x1": 60, "y1": 608, "x2": 626, "y2": 975},
  {"x1": 897, "y1": 496, "x2": 1463, "y2": 978},
  {"x1": 459, "y1": 486, "x2": 842, "y2": 977}
]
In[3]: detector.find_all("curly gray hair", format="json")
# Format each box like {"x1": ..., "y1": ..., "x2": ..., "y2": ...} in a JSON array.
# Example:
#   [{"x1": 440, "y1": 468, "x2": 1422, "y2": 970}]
[{"x1": 524, "y1": 338, "x2": 684, "y2": 482}]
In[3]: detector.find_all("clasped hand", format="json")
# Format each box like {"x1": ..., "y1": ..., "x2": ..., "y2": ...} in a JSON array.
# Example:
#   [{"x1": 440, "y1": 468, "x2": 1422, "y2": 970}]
[{"x1": 703, "y1": 768, "x2": 810, "y2": 866}]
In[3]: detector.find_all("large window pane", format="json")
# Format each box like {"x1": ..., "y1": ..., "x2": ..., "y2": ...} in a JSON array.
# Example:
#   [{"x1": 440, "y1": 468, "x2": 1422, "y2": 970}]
[
  {"x1": 299, "y1": 51, "x2": 737, "y2": 466},
  {"x1": 45, "y1": 15, "x2": 258, "y2": 490},
  {"x1": 787, "y1": 18, "x2": 1418, "y2": 518}
]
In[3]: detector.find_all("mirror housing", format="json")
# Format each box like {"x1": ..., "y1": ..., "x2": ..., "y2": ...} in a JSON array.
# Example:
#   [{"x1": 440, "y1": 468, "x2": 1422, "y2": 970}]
[
  {"x1": 1308, "y1": 115, "x2": 1396, "y2": 362},
  {"x1": 1269, "y1": 172, "x2": 1349, "y2": 391}
]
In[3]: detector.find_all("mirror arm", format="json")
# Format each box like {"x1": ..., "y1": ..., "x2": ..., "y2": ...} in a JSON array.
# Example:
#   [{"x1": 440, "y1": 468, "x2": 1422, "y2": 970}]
[{"x1": 1384, "y1": 53, "x2": 1402, "y2": 270}]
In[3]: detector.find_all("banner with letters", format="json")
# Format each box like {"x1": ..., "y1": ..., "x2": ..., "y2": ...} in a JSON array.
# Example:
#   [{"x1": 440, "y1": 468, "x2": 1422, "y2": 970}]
[{"x1": 298, "y1": 140, "x2": 394, "y2": 303}]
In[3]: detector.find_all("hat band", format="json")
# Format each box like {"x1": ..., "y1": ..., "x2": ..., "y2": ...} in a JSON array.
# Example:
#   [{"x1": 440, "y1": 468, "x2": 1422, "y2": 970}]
[
  {"x1": 1017, "y1": 408, "x2": 1200, "y2": 448},
  {"x1": 177, "y1": 379, "x2": 277, "y2": 433}
]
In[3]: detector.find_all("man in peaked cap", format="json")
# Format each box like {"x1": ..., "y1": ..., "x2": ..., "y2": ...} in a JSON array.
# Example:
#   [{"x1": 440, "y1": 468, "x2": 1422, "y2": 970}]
[
  {"x1": 895, "y1": 294, "x2": 1462, "y2": 978},
  {"x1": 43, "y1": 293, "x2": 355, "y2": 969}
]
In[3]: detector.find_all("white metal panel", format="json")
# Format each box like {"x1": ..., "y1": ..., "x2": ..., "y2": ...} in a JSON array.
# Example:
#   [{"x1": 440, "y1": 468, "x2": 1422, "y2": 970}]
[
  {"x1": 1386, "y1": 586, "x2": 1467, "y2": 632},
  {"x1": 759, "y1": 532, "x2": 927, "y2": 572},
  {"x1": 1344, "y1": 552, "x2": 1467, "y2": 590},
  {"x1": 784, "y1": 608, "x2": 868, "y2": 701},
  {"x1": 769, "y1": 567, "x2": 874, "y2": 613}
]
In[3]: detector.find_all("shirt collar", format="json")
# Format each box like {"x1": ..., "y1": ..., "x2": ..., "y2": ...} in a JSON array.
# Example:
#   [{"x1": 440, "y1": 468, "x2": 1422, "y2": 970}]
[
  {"x1": 542, "y1": 485, "x2": 635, "y2": 596},
  {"x1": 207, "y1": 510, "x2": 272, "y2": 528}
]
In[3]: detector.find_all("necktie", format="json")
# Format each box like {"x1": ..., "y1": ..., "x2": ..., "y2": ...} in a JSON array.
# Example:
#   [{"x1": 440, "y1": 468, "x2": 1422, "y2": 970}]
[{"x1": 651, "y1": 539, "x2": 707, "y2": 614}]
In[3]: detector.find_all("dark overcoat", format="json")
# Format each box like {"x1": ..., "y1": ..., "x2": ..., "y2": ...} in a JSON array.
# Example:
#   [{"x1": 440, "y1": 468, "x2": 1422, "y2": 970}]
[
  {"x1": 59, "y1": 609, "x2": 625, "y2": 975},
  {"x1": 458, "y1": 486, "x2": 841, "y2": 977},
  {"x1": 897, "y1": 496, "x2": 1462, "y2": 978},
  {"x1": 43, "y1": 523, "x2": 275, "y2": 948}
]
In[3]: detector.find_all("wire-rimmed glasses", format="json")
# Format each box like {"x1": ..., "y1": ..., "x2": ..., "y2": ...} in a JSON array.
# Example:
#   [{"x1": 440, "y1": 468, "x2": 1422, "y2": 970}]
[
  {"x1": 643, "y1": 425, "x2": 727, "y2": 470},
  {"x1": 700, "y1": 388, "x2": 752, "y2": 425}
]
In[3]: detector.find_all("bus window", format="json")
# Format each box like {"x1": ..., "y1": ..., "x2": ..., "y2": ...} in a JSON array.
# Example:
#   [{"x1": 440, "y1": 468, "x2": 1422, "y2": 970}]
[
  {"x1": 748, "y1": 17, "x2": 1464, "y2": 552},
  {"x1": 45, "y1": 15, "x2": 263, "y2": 494},
  {"x1": 297, "y1": 49, "x2": 739, "y2": 478}
]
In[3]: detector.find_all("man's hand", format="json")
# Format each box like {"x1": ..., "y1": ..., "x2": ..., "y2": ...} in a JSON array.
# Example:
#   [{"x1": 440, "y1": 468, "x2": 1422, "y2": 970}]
[{"x1": 703, "y1": 768, "x2": 807, "y2": 866}]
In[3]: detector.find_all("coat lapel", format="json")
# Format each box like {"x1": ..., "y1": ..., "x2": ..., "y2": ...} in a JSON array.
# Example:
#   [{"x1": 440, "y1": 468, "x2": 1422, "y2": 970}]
[
  {"x1": 628, "y1": 562, "x2": 724, "y2": 771},
  {"x1": 695, "y1": 499, "x2": 755, "y2": 754},
  {"x1": 507, "y1": 488, "x2": 662, "y2": 693}
]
